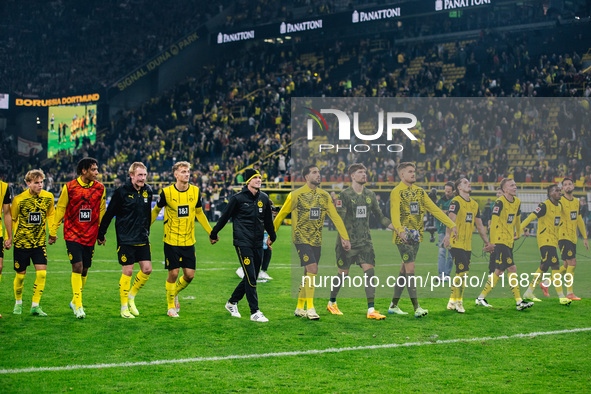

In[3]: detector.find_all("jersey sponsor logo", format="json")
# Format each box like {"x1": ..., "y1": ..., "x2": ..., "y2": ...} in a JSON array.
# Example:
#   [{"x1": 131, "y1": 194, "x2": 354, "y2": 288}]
[
  {"x1": 356, "y1": 206, "x2": 367, "y2": 218},
  {"x1": 178, "y1": 205, "x2": 189, "y2": 218},
  {"x1": 507, "y1": 214, "x2": 515, "y2": 224},
  {"x1": 409, "y1": 202, "x2": 419, "y2": 215},
  {"x1": 465, "y1": 212, "x2": 473, "y2": 223},
  {"x1": 79, "y1": 209, "x2": 91, "y2": 222},
  {"x1": 28, "y1": 212, "x2": 42, "y2": 224},
  {"x1": 554, "y1": 216, "x2": 560, "y2": 226},
  {"x1": 309, "y1": 207, "x2": 321, "y2": 220},
  {"x1": 570, "y1": 211, "x2": 577, "y2": 220}
]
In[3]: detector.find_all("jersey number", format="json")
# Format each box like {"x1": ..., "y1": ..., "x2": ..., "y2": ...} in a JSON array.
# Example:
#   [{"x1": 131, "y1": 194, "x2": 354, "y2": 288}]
[
  {"x1": 79, "y1": 209, "x2": 91, "y2": 222},
  {"x1": 28, "y1": 212, "x2": 42, "y2": 224},
  {"x1": 409, "y1": 202, "x2": 419, "y2": 215},
  {"x1": 309, "y1": 207, "x2": 321, "y2": 220},
  {"x1": 178, "y1": 205, "x2": 189, "y2": 218},
  {"x1": 465, "y1": 212, "x2": 473, "y2": 223}
]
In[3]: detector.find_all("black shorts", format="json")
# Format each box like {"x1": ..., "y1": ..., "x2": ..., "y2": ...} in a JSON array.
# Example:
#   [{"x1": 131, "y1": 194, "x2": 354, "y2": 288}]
[
  {"x1": 492, "y1": 244, "x2": 514, "y2": 271},
  {"x1": 450, "y1": 248, "x2": 471, "y2": 274},
  {"x1": 164, "y1": 243, "x2": 196, "y2": 270},
  {"x1": 540, "y1": 245, "x2": 560, "y2": 270},
  {"x1": 336, "y1": 243, "x2": 376, "y2": 270},
  {"x1": 295, "y1": 244, "x2": 321, "y2": 267},
  {"x1": 66, "y1": 241, "x2": 95, "y2": 268},
  {"x1": 0, "y1": 237, "x2": 3, "y2": 259},
  {"x1": 558, "y1": 240, "x2": 576, "y2": 261},
  {"x1": 14, "y1": 246, "x2": 47, "y2": 272},
  {"x1": 117, "y1": 244, "x2": 151, "y2": 266}
]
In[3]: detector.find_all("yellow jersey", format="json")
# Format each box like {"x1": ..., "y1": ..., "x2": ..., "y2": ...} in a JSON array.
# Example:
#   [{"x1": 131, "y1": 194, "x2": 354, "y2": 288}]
[
  {"x1": 11, "y1": 189, "x2": 55, "y2": 248},
  {"x1": 521, "y1": 199, "x2": 561, "y2": 248},
  {"x1": 151, "y1": 184, "x2": 212, "y2": 247},
  {"x1": 390, "y1": 183, "x2": 455, "y2": 244},
  {"x1": 0, "y1": 181, "x2": 12, "y2": 233},
  {"x1": 490, "y1": 195, "x2": 521, "y2": 248},
  {"x1": 559, "y1": 196, "x2": 587, "y2": 243},
  {"x1": 274, "y1": 184, "x2": 348, "y2": 247},
  {"x1": 448, "y1": 195, "x2": 480, "y2": 251}
]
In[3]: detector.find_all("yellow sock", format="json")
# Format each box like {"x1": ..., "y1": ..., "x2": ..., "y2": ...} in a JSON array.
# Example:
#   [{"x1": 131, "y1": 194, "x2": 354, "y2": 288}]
[
  {"x1": 450, "y1": 279, "x2": 460, "y2": 302},
  {"x1": 529, "y1": 268, "x2": 544, "y2": 291},
  {"x1": 296, "y1": 282, "x2": 306, "y2": 309},
  {"x1": 559, "y1": 265, "x2": 567, "y2": 276},
  {"x1": 552, "y1": 269, "x2": 565, "y2": 297},
  {"x1": 508, "y1": 272, "x2": 522, "y2": 302},
  {"x1": 14, "y1": 273, "x2": 26, "y2": 301},
  {"x1": 119, "y1": 274, "x2": 132, "y2": 306},
  {"x1": 129, "y1": 271, "x2": 150, "y2": 298},
  {"x1": 174, "y1": 276, "x2": 189, "y2": 295},
  {"x1": 305, "y1": 273, "x2": 316, "y2": 309},
  {"x1": 566, "y1": 266, "x2": 575, "y2": 294},
  {"x1": 32, "y1": 270, "x2": 47, "y2": 304},
  {"x1": 480, "y1": 273, "x2": 499, "y2": 298},
  {"x1": 165, "y1": 281, "x2": 176, "y2": 310},
  {"x1": 71, "y1": 273, "x2": 83, "y2": 308},
  {"x1": 0, "y1": 273, "x2": 2, "y2": 284},
  {"x1": 81, "y1": 275, "x2": 88, "y2": 292},
  {"x1": 459, "y1": 271, "x2": 468, "y2": 300}
]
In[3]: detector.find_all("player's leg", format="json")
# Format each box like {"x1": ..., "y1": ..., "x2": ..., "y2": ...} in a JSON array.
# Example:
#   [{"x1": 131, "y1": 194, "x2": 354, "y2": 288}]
[
  {"x1": 118, "y1": 246, "x2": 135, "y2": 318},
  {"x1": 174, "y1": 251, "x2": 196, "y2": 314},
  {"x1": 506, "y1": 264, "x2": 533, "y2": 311},
  {"x1": 259, "y1": 248, "x2": 273, "y2": 280},
  {"x1": 0, "y1": 255, "x2": 2, "y2": 317},
  {"x1": 328, "y1": 244, "x2": 349, "y2": 315},
  {"x1": 362, "y1": 258, "x2": 385, "y2": 319},
  {"x1": 164, "y1": 244, "x2": 180, "y2": 317},
  {"x1": 476, "y1": 246, "x2": 506, "y2": 307},
  {"x1": 30, "y1": 247, "x2": 48, "y2": 316},
  {"x1": 77, "y1": 245, "x2": 94, "y2": 311},
  {"x1": 226, "y1": 246, "x2": 250, "y2": 318},
  {"x1": 546, "y1": 248, "x2": 571, "y2": 305},
  {"x1": 302, "y1": 246, "x2": 321, "y2": 320},
  {"x1": 523, "y1": 263, "x2": 545, "y2": 302},
  {"x1": 245, "y1": 248, "x2": 267, "y2": 322},
  {"x1": 389, "y1": 244, "x2": 412, "y2": 315},
  {"x1": 448, "y1": 248, "x2": 460, "y2": 310},
  {"x1": 128, "y1": 245, "x2": 152, "y2": 316}
]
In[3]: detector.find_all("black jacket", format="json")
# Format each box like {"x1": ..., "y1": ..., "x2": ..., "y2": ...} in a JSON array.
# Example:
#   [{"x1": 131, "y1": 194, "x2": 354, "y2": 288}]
[
  {"x1": 210, "y1": 186, "x2": 277, "y2": 248},
  {"x1": 98, "y1": 180, "x2": 153, "y2": 245}
]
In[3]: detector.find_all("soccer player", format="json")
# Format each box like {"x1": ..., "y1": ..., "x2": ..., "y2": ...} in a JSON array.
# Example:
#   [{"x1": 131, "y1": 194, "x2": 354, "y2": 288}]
[
  {"x1": 49, "y1": 158, "x2": 105, "y2": 319},
  {"x1": 12, "y1": 170, "x2": 55, "y2": 316},
  {"x1": 388, "y1": 162, "x2": 457, "y2": 318},
  {"x1": 487, "y1": 187, "x2": 503, "y2": 274},
  {"x1": 327, "y1": 163, "x2": 393, "y2": 320},
  {"x1": 435, "y1": 182, "x2": 455, "y2": 283},
  {"x1": 443, "y1": 178, "x2": 494, "y2": 313},
  {"x1": 151, "y1": 161, "x2": 212, "y2": 318},
  {"x1": 274, "y1": 165, "x2": 351, "y2": 320},
  {"x1": 521, "y1": 185, "x2": 573, "y2": 305},
  {"x1": 97, "y1": 162, "x2": 153, "y2": 319},
  {"x1": 556, "y1": 177, "x2": 588, "y2": 300},
  {"x1": 210, "y1": 169, "x2": 275, "y2": 322},
  {"x1": 475, "y1": 178, "x2": 533, "y2": 311},
  {"x1": 0, "y1": 180, "x2": 13, "y2": 318}
]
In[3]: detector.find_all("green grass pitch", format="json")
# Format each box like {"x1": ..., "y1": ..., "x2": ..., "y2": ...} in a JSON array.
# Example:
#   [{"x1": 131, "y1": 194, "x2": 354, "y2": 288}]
[{"x1": 1, "y1": 222, "x2": 590, "y2": 392}]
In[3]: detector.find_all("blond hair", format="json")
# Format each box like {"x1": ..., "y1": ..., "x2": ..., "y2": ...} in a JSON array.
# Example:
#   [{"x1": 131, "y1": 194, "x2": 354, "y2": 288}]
[
  {"x1": 397, "y1": 162, "x2": 416, "y2": 173},
  {"x1": 25, "y1": 169, "x2": 45, "y2": 183},
  {"x1": 128, "y1": 162, "x2": 147, "y2": 175},
  {"x1": 172, "y1": 161, "x2": 191, "y2": 173}
]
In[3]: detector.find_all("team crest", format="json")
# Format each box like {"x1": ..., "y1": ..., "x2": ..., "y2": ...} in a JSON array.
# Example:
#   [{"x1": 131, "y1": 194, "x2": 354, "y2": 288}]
[
  {"x1": 244, "y1": 257, "x2": 251, "y2": 265},
  {"x1": 15, "y1": 262, "x2": 20, "y2": 269},
  {"x1": 68, "y1": 253, "x2": 73, "y2": 261},
  {"x1": 568, "y1": 251, "x2": 573, "y2": 256},
  {"x1": 337, "y1": 259, "x2": 344, "y2": 268},
  {"x1": 507, "y1": 258, "x2": 512, "y2": 264},
  {"x1": 366, "y1": 197, "x2": 371, "y2": 204},
  {"x1": 121, "y1": 255, "x2": 127, "y2": 263},
  {"x1": 403, "y1": 254, "x2": 409, "y2": 260},
  {"x1": 143, "y1": 191, "x2": 148, "y2": 198},
  {"x1": 459, "y1": 264, "x2": 464, "y2": 270},
  {"x1": 552, "y1": 257, "x2": 557, "y2": 263},
  {"x1": 257, "y1": 201, "x2": 263, "y2": 207},
  {"x1": 303, "y1": 254, "x2": 309, "y2": 262}
]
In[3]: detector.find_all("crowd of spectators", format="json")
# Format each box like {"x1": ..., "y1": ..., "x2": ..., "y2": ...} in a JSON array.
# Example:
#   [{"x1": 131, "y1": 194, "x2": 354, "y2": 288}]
[{"x1": 2, "y1": 9, "x2": 591, "y2": 203}]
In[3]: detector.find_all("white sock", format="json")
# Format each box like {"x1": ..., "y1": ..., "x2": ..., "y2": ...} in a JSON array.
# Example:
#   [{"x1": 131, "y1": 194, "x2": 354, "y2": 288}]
[
  {"x1": 31, "y1": 302, "x2": 39, "y2": 307},
  {"x1": 16, "y1": 300, "x2": 23, "y2": 305},
  {"x1": 121, "y1": 305, "x2": 128, "y2": 312},
  {"x1": 368, "y1": 307, "x2": 375, "y2": 314}
]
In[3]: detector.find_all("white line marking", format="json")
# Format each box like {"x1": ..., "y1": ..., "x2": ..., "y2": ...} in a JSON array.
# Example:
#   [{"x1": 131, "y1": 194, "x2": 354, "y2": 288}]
[{"x1": 1, "y1": 327, "x2": 589, "y2": 374}]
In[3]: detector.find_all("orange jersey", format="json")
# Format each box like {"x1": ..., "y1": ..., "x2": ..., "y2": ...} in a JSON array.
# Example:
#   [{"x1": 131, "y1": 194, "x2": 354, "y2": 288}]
[{"x1": 53, "y1": 178, "x2": 106, "y2": 246}]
